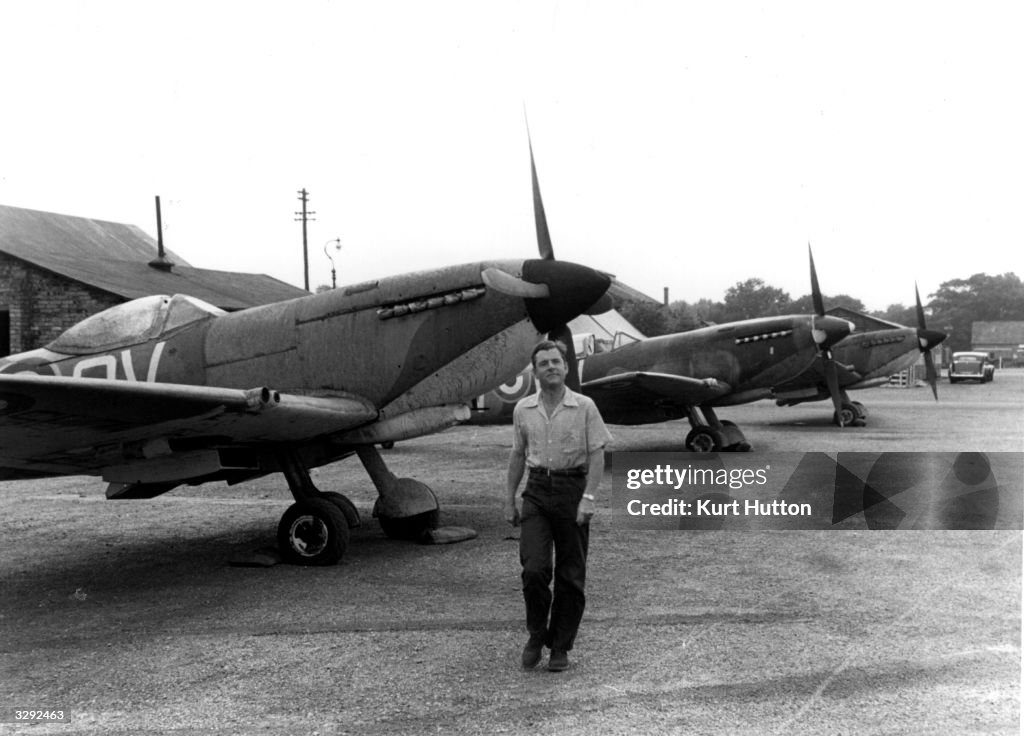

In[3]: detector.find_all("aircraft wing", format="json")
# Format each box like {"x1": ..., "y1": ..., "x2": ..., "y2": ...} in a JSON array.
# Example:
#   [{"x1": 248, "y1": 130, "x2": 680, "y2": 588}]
[
  {"x1": 583, "y1": 371, "x2": 731, "y2": 413},
  {"x1": 0, "y1": 374, "x2": 378, "y2": 479}
]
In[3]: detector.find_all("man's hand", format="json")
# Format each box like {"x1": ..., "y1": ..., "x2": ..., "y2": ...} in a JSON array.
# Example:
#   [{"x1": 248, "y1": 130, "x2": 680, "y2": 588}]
[
  {"x1": 504, "y1": 499, "x2": 521, "y2": 527},
  {"x1": 576, "y1": 495, "x2": 596, "y2": 526}
]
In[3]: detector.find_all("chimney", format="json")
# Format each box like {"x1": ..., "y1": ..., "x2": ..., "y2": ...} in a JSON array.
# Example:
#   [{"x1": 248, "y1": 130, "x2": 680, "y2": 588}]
[{"x1": 148, "y1": 195, "x2": 174, "y2": 272}]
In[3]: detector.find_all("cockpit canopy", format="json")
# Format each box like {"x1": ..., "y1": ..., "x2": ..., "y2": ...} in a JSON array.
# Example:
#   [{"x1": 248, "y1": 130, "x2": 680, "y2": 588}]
[{"x1": 47, "y1": 294, "x2": 226, "y2": 355}]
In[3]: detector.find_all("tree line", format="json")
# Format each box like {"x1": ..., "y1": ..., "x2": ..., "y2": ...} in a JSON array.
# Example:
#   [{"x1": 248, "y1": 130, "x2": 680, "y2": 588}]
[{"x1": 617, "y1": 272, "x2": 1024, "y2": 353}]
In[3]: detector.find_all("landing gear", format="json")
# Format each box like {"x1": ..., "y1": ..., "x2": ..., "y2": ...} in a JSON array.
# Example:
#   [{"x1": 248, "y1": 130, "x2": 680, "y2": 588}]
[
  {"x1": 357, "y1": 446, "x2": 440, "y2": 541},
  {"x1": 833, "y1": 393, "x2": 867, "y2": 427},
  {"x1": 319, "y1": 491, "x2": 361, "y2": 529},
  {"x1": 277, "y1": 498, "x2": 349, "y2": 566},
  {"x1": 684, "y1": 408, "x2": 751, "y2": 452},
  {"x1": 685, "y1": 426, "x2": 719, "y2": 453},
  {"x1": 833, "y1": 403, "x2": 857, "y2": 427},
  {"x1": 276, "y1": 450, "x2": 360, "y2": 566},
  {"x1": 272, "y1": 444, "x2": 441, "y2": 564}
]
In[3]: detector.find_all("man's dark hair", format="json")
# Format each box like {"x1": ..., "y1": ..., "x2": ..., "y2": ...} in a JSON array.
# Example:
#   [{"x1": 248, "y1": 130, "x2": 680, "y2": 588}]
[{"x1": 531, "y1": 339, "x2": 568, "y2": 368}]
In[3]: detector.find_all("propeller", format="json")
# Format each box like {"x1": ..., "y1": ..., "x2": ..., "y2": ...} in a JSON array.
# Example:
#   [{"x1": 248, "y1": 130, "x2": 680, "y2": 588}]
[
  {"x1": 808, "y1": 244, "x2": 847, "y2": 426},
  {"x1": 915, "y1": 283, "x2": 946, "y2": 400},
  {"x1": 528, "y1": 127, "x2": 581, "y2": 391}
]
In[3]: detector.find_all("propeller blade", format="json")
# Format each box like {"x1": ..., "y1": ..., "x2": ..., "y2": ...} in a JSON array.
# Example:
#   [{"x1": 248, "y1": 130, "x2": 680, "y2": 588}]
[
  {"x1": 809, "y1": 244, "x2": 825, "y2": 316},
  {"x1": 528, "y1": 130, "x2": 555, "y2": 261},
  {"x1": 481, "y1": 267, "x2": 550, "y2": 299},
  {"x1": 924, "y1": 348, "x2": 939, "y2": 401},
  {"x1": 548, "y1": 323, "x2": 580, "y2": 392},
  {"x1": 824, "y1": 352, "x2": 845, "y2": 427},
  {"x1": 914, "y1": 283, "x2": 927, "y2": 331},
  {"x1": 806, "y1": 251, "x2": 849, "y2": 425},
  {"x1": 915, "y1": 283, "x2": 943, "y2": 401}
]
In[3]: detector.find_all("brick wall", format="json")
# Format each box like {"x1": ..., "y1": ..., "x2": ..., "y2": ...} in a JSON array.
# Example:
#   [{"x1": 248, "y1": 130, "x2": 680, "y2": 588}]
[{"x1": 0, "y1": 254, "x2": 122, "y2": 354}]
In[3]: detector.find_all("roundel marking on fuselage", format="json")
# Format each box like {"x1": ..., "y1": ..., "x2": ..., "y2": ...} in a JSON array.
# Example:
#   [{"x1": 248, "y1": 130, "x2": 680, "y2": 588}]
[{"x1": 494, "y1": 372, "x2": 534, "y2": 403}]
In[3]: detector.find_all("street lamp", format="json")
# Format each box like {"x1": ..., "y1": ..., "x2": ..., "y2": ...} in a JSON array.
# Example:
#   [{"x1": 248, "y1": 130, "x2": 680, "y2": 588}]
[{"x1": 323, "y1": 238, "x2": 341, "y2": 289}]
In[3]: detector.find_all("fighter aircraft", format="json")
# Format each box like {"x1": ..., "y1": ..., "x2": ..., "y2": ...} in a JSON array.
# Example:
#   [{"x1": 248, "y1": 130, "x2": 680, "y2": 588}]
[
  {"x1": 579, "y1": 266, "x2": 853, "y2": 451},
  {"x1": 470, "y1": 249, "x2": 853, "y2": 451},
  {"x1": 770, "y1": 284, "x2": 946, "y2": 425},
  {"x1": 0, "y1": 195, "x2": 609, "y2": 568}
]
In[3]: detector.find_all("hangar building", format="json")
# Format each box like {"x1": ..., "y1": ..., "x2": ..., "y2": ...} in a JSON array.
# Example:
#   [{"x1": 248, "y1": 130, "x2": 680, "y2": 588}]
[
  {"x1": 971, "y1": 321, "x2": 1024, "y2": 366},
  {"x1": 0, "y1": 204, "x2": 309, "y2": 356}
]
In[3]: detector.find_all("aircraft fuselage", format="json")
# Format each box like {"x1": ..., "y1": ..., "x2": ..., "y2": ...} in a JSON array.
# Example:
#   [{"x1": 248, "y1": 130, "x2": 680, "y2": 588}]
[
  {"x1": 581, "y1": 315, "x2": 837, "y2": 423},
  {"x1": 0, "y1": 258, "x2": 609, "y2": 450}
]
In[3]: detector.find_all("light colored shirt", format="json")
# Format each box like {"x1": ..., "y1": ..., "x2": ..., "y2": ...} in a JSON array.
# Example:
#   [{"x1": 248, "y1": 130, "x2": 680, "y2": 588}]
[{"x1": 512, "y1": 388, "x2": 613, "y2": 470}]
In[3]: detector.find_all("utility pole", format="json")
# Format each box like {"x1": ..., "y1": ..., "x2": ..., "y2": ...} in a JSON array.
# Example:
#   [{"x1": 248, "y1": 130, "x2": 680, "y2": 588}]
[{"x1": 294, "y1": 188, "x2": 316, "y2": 291}]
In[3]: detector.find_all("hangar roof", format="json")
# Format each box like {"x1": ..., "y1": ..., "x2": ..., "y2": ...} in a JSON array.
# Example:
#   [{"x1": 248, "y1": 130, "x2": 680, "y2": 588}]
[{"x1": 0, "y1": 203, "x2": 309, "y2": 309}]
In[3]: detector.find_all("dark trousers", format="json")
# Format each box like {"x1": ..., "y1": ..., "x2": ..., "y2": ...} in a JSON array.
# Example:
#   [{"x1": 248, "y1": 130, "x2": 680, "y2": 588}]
[{"x1": 519, "y1": 472, "x2": 589, "y2": 652}]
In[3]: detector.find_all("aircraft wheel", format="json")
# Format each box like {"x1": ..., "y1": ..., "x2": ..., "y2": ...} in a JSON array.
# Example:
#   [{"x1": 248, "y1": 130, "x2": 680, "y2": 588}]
[
  {"x1": 851, "y1": 401, "x2": 867, "y2": 420},
  {"x1": 685, "y1": 427, "x2": 720, "y2": 453},
  {"x1": 376, "y1": 508, "x2": 440, "y2": 541},
  {"x1": 277, "y1": 498, "x2": 349, "y2": 566},
  {"x1": 833, "y1": 403, "x2": 857, "y2": 427},
  {"x1": 319, "y1": 491, "x2": 361, "y2": 528}
]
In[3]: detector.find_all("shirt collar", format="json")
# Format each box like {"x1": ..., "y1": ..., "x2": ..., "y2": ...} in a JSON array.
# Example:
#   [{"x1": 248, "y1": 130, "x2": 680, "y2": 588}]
[{"x1": 524, "y1": 388, "x2": 579, "y2": 409}]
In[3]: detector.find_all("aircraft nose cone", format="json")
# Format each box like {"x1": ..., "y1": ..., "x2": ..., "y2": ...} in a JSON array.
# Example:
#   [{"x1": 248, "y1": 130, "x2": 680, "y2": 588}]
[
  {"x1": 812, "y1": 315, "x2": 854, "y2": 350},
  {"x1": 522, "y1": 259, "x2": 611, "y2": 333},
  {"x1": 918, "y1": 327, "x2": 947, "y2": 351}
]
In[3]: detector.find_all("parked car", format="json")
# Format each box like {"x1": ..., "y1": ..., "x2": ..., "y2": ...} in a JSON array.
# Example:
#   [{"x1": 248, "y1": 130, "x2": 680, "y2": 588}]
[{"x1": 948, "y1": 351, "x2": 996, "y2": 383}]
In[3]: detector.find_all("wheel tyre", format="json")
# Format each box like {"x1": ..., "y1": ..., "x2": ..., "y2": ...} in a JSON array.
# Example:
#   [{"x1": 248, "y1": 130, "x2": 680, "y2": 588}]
[
  {"x1": 685, "y1": 427, "x2": 719, "y2": 453},
  {"x1": 851, "y1": 401, "x2": 867, "y2": 420},
  {"x1": 319, "y1": 491, "x2": 361, "y2": 528},
  {"x1": 278, "y1": 498, "x2": 349, "y2": 566},
  {"x1": 833, "y1": 404, "x2": 857, "y2": 427}
]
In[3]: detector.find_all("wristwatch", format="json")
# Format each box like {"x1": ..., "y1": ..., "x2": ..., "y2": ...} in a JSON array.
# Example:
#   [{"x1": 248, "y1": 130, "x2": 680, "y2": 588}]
[{"x1": 582, "y1": 493, "x2": 595, "y2": 501}]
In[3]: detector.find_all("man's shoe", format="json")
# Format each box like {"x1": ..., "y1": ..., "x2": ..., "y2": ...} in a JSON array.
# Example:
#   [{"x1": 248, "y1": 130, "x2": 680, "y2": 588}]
[
  {"x1": 547, "y1": 649, "x2": 569, "y2": 672},
  {"x1": 521, "y1": 637, "x2": 544, "y2": 669}
]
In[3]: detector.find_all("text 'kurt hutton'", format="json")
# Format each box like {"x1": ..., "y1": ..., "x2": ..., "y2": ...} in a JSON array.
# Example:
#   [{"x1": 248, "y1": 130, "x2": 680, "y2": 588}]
[{"x1": 627, "y1": 499, "x2": 813, "y2": 517}]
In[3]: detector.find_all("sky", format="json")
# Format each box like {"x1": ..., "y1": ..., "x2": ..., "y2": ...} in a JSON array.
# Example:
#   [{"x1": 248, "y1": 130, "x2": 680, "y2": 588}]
[{"x1": 1, "y1": 1, "x2": 1020, "y2": 312}]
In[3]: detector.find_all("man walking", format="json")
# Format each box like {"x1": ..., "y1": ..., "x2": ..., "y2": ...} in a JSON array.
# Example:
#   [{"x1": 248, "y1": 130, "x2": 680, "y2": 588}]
[{"x1": 506, "y1": 339, "x2": 612, "y2": 672}]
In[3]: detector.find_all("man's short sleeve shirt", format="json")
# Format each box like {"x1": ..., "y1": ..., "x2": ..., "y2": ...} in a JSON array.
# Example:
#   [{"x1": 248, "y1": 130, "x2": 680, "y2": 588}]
[{"x1": 512, "y1": 389, "x2": 613, "y2": 470}]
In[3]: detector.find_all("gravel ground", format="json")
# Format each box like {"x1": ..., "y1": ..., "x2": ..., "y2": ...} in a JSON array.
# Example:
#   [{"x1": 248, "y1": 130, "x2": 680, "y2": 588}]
[{"x1": 1, "y1": 373, "x2": 1021, "y2": 734}]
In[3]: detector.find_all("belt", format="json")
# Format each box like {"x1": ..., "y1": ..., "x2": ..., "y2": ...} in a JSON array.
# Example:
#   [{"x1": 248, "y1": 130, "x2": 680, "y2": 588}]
[{"x1": 529, "y1": 466, "x2": 586, "y2": 478}]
